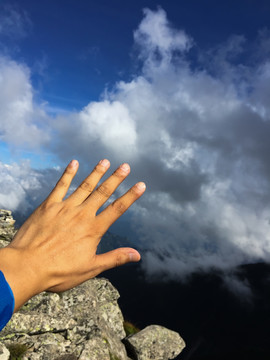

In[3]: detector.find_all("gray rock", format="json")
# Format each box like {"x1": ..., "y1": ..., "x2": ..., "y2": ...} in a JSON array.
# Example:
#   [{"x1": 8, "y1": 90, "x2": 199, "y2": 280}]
[
  {"x1": 125, "y1": 325, "x2": 186, "y2": 360},
  {"x1": 0, "y1": 209, "x2": 15, "y2": 227},
  {"x1": 0, "y1": 343, "x2": 9, "y2": 360},
  {"x1": 0, "y1": 209, "x2": 16, "y2": 244},
  {"x1": 0, "y1": 278, "x2": 129, "y2": 359}
]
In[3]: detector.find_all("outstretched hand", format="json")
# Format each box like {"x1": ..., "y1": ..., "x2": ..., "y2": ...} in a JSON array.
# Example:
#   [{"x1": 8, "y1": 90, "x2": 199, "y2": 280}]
[{"x1": 0, "y1": 159, "x2": 146, "y2": 311}]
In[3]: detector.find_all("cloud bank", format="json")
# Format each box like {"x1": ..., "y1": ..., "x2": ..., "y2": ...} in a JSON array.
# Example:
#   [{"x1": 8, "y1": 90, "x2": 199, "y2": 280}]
[{"x1": 1, "y1": 8, "x2": 270, "y2": 278}]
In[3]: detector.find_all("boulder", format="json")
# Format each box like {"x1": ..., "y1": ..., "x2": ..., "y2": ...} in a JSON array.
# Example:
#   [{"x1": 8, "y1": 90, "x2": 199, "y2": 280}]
[{"x1": 125, "y1": 325, "x2": 185, "y2": 360}]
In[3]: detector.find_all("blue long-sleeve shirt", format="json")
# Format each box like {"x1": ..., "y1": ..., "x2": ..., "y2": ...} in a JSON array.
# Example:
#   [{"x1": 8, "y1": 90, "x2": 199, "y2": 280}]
[{"x1": 0, "y1": 271, "x2": 14, "y2": 331}]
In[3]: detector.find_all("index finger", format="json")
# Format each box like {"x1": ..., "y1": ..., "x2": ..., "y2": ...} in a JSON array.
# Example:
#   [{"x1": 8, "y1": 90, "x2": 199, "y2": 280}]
[{"x1": 47, "y1": 160, "x2": 79, "y2": 203}]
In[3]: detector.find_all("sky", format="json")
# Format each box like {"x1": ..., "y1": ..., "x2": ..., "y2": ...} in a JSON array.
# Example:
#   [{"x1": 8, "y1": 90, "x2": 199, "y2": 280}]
[{"x1": 1, "y1": 0, "x2": 270, "y2": 282}]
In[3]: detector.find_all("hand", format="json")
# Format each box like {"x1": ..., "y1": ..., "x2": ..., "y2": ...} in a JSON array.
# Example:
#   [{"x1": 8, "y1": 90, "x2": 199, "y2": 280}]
[{"x1": 0, "y1": 159, "x2": 146, "y2": 311}]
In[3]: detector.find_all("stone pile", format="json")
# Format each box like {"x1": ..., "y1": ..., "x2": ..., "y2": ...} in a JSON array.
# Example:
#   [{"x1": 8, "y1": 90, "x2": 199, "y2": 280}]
[{"x1": 0, "y1": 211, "x2": 185, "y2": 360}]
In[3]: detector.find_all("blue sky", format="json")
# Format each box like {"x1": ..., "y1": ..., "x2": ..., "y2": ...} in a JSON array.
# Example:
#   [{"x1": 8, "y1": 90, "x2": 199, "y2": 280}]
[
  {"x1": 2, "y1": 0, "x2": 270, "y2": 114},
  {"x1": 1, "y1": 0, "x2": 270, "y2": 281}
]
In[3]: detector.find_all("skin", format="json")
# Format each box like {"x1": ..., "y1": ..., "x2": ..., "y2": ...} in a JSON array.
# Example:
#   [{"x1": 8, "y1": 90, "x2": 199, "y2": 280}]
[{"x1": 0, "y1": 159, "x2": 146, "y2": 312}]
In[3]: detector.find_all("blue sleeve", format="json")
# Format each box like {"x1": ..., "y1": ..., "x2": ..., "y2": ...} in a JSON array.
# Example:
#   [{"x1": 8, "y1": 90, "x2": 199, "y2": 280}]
[{"x1": 0, "y1": 270, "x2": 15, "y2": 331}]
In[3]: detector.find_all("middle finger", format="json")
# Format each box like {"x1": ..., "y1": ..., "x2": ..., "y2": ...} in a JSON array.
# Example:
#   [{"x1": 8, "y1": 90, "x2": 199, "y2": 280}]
[
  {"x1": 66, "y1": 159, "x2": 110, "y2": 206},
  {"x1": 84, "y1": 163, "x2": 130, "y2": 212}
]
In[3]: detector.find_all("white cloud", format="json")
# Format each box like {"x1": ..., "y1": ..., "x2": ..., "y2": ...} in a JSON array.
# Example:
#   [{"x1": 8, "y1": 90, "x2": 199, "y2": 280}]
[
  {"x1": 0, "y1": 161, "x2": 42, "y2": 212},
  {"x1": 79, "y1": 100, "x2": 137, "y2": 157},
  {"x1": 134, "y1": 7, "x2": 192, "y2": 62},
  {"x1": 0, "y1": 56, "x2": 50, "y2": 148},
  {"x1": 0, "y1": 161, "x2": 60, "y2": 215}
]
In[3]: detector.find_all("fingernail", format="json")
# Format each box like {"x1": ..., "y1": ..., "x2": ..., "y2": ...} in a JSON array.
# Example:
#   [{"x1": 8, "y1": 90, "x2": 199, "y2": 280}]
[
  {"x1": 120, "y1": 163, "x2": 130, "y2": 172},
  {"x1": 69, "y1": 160, "x2": 78, "y2": 168},
  {"x1": 128, "y1": 251, "x2": 141, "y2": 262},
  {"x1": 136, "y1": 182, "x2": 146, "y2": 190},
  {"x1": 99, "y1": 159, "x2": 110, "y2": 168}
]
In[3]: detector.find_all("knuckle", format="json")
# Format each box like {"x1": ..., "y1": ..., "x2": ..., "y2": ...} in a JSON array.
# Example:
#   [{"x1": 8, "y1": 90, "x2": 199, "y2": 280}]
[
  {"x1": 111, "y1": 200, "x2": 127, "y2": 214},
  {"x1": 113, "y1": 169, "x2": 125, "y2": 179},
  {"x1": 97, "y1": 184, "x2": 111, "y2": 198},
  {"x1": 130, "y1": 186, "x2": 139, "y2": 196},
  {"x1": 95, "y1": 164, "x2": 106, "y2": 175},
  {"x1": 57, "y1": 178, "x2": 68, "y2": 188},
  {"x1": 115, "y1": 253, "x2": 124, "y2": 267},
  {"x1": 38, "y1": 201, "x2": 57, "y2": 217},
  {"x1": 65, "y1": 167, "x2": 74, "y2": 174},
  {"x1": 79, "y1": 181, "x2": 94, "y2": 194},
  {"x1": 39, "y1": 200, "x2": 52, "y2": 212}
]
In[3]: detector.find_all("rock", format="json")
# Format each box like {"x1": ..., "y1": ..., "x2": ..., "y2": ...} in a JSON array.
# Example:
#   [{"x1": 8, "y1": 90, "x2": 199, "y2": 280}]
[
  {"x1": 0, "y1": 209, "x2": 16, "y2": 245},
  {"x1": 0, "y1": 278, "x2": 129, "y2": 359},
  {"x1": 0, "y1": 279, "x2": 185, "y2": 360},
  {"x1": 125, "y1": 325, "x2": 186, "y2": 360},
  {"x1": 0, "y1": 209, "x2": 15, "y2": 228},
  {"x1": 0, "y1": 343, "x2": 10, "y2": 360}
]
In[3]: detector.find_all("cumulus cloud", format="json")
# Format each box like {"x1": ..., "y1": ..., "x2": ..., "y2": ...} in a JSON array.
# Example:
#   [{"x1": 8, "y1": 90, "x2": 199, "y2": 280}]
[
  {"x1": 79, "y1": 100, "x2": 137, "y2": 156},
  {"x1": 134, "y1": 7, "x2": 192, "y2": 67},
  {"x1": 0, "y1": 56, "x2": 50, "y2": 148},
  {"x1": 1, "y1": 8, "x2": 270, "y2": 279}
]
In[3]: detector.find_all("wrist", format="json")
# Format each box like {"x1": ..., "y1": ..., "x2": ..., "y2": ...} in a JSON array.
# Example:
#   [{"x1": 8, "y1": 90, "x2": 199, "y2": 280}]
[{"x1": 0, "y1": 246, "x2": 45, "y2": 311}]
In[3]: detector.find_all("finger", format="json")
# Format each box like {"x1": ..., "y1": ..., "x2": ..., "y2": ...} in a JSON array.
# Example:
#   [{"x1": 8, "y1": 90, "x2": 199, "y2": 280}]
[
  {"x1": 96, "y1": 182, "x2": 146, "y2": 229},
  {"x1": 66, "y1": 159, "x2": 110, "y2": 205},
  {"x1": 84, "y1": 163, "x2": 131, "y2": 212},
  {"x1": 94, "y1": 248, "x2": 141, "y2": 273},
  {"x1": 48, "y1": 160, "x2": 79, "y2": 202}
]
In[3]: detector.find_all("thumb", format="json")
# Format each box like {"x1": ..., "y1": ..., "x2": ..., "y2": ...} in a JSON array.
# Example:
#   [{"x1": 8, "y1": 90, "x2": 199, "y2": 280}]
[{"x1": 95, "y1": 248, "x2": 141, "y2": 273}]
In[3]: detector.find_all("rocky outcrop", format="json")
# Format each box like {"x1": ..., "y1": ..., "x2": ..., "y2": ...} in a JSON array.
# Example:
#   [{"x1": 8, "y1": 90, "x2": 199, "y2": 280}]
[
  {"x1": 0, "y1": 210, "x2": 185, "y2": 359},
  {"x1": 0, "y1": 278, "x2": 130, "y2": 359}
]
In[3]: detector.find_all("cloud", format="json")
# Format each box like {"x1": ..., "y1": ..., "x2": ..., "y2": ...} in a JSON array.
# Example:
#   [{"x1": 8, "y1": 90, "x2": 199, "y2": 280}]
[
  {"x1": 79, "y1": 100, "x2": 137, "y2": 156},
  {"x1": 133, "y1": 7, "x2": 192, "y2": 68},
  {"x1": 0, "y1": 56, "x2": 50, "y2": 148},
  {"x1": 222, "y1": 272, "x2": 253, "y2": 300},
  {"x1": 0, "y1": 161, "x2": 60, "y2": 215},
  {"x1": 1, "y1": 8, "x2": 270, "y2": 280},
  {"x1": 0, "y1": 4, "x2": 31, "y2": 40}
]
